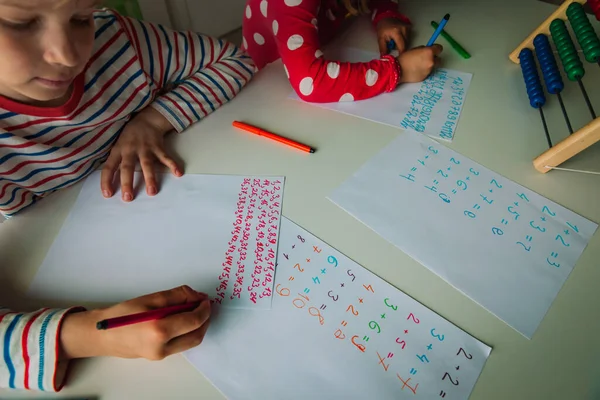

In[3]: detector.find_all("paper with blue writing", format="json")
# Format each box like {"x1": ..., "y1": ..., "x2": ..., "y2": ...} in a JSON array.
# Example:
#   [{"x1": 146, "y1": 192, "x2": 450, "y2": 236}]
[
  {"x1": 186, "y1": 217, "x2": 491, "y2": 400},
  {"x1": 288, "y1": 48, "x2": 472, "y2": 142},
  {"x1": 328, "y1": 131, "x2": 598, "y2": 338}
]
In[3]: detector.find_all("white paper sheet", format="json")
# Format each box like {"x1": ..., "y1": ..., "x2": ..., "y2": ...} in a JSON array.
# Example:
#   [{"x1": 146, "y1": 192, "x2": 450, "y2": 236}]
[
  {"x1": 186, "y1": 218, "x2": 491, "y2": 400},
  {"x1": 28, "y1": 171, "x2": 285, "y2": 309},
  {"x1": 288, "y1": 48, "x2": 472, "y2": 142},
  {"x1": 328, "y1": 131, "x2": 598, "y2": 338}
]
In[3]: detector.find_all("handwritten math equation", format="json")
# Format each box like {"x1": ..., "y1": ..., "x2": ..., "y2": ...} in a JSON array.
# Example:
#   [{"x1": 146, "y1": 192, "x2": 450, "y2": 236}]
[
  {"x1": 399, "y1": 70, "x2": 469, "y2": 142},
  {"x1": 273, "y1": 219, "x2": 491, "y2": 399},
  {"x1": 215, "y1": 177, "x2": 283, "y2": 307},
  {"x1": 398, "y1": 141, "x2": 590, "y2": 271}
]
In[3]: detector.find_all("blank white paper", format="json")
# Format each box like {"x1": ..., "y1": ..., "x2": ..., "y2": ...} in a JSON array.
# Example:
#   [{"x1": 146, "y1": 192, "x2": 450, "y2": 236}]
[
  {"x1": 186, "y1": 218, "x2": 491, "y2": 400},
  {"x1": 28, "y1": 171, "x2": 285, "y2": 309},
  {"x1": 328, "y1": 131, "x2": 598, "y2": 338},
  {"x1": 288, "y1": 47, "x2": 472, "y2": 142}
]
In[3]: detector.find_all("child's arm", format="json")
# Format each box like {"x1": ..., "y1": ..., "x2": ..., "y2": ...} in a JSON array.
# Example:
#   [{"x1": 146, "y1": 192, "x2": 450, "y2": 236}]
[
  {"x1": 0, "y1": 286, "x2": 210, "y2": 392},
  {"x1": 370, "y1": 0, "x2": 412, "y2": 28},
  {"x1": 115, "y1": 13, "x2": 256, "y2": 132},
  {"x1": 273, "y1": 0, "x2": 403, "y2": 103}
]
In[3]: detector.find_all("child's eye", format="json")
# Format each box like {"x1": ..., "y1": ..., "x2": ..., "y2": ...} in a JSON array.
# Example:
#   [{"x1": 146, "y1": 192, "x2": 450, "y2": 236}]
[
  {"x1": 72, "y1": 15, "x2": 92, "y2": 27},
  {"x1": 0, "y1": 19, "x2": 37, "y2": 31}
]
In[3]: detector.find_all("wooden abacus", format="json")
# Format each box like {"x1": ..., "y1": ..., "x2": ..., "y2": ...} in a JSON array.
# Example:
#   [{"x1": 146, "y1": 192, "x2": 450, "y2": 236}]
[{"x1": 509, "y1": 0, "x2": 600, "y2": 173}]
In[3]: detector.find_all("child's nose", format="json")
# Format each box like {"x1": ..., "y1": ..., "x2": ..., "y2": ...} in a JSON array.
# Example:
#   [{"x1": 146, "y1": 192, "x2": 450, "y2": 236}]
[{"x1": 43, "y1": 30, "x2": 81, "y2": 68}]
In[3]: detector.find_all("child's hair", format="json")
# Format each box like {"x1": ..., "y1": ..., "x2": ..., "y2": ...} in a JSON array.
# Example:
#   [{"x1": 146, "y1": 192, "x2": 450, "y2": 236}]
[{"x1": 342, "y1": 0, "x2": 370, "y2": 16}]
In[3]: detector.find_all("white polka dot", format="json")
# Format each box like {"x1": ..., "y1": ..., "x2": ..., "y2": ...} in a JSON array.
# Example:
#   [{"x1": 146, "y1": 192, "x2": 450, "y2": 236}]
[
  {"x1": 246, "y1": 5, "x2": 252, "y2": 18},
  {"x1": 327, "y1": 62, "x2": 340, "y2": 79},
  {"x1": 272, "y1": 20, "x2": 279, "y2": 35},
  {"x1": 242, "y1": 37, "x2": 248, "y2": 50},
  {"x1": 284, "y1": 0, "x2": 302, "y2": 6},
  {"x1": 365, "y1": 69, "x2": 378, "y2": 86},
  {"x1": 311, "y1": 18, "x2": 318, "y2": 26},
  {"x1": 315, "y1": 49, "x2": 323, "y2": 58},
  {"x1": 326, "y1": 9, "x2": 335, "y2": 21},
  {"x1": 254, "y1": 33, "x2": 265, "y2": 45},
  {"x1": 287, "y1": 34, "x2": 304, "y2": 50},
  {"x1": 260, "y1": 0, "x2": 268, "y2": 17},
  {"x1": 284, "y1": 64, "x2": 289, "y2": 78},
  {"x1": 340, "y1": 93, "x2": 354, "y2": 102},
  {"x1": 299, "y1": 77, "x2": 314, "y2": 96}
]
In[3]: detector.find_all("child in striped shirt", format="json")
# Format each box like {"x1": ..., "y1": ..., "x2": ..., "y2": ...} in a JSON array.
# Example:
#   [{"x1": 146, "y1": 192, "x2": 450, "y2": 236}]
[{"x1": 0, "y1": 0, "x2": 255, "y2": 392}]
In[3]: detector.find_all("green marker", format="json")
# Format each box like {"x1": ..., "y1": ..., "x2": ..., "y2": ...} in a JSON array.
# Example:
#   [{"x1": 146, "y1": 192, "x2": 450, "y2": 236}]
[{"x1": 430, "y1": 21, "x2": 471, "y2": 59}]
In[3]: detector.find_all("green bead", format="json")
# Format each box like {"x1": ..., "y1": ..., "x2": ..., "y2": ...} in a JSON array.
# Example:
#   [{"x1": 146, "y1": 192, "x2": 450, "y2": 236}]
[
  {"x1": 550, "y1": 19, "x2": 585, "y2": 81},
  {"x1": 567, "y1": 2, "x2": 600, "y2": 63}
]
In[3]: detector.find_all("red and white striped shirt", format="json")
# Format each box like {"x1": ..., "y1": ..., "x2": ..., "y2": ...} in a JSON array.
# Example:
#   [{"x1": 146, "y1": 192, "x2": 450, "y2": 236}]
[{"x1": 0, "y1": 9, "x2": 255, "y2": 218}]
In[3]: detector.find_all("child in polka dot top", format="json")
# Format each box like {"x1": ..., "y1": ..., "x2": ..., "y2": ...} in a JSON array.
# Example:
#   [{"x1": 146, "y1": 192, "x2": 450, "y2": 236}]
[{"x1": 242, "y1": 0, "x2": 443, "y2": 103}]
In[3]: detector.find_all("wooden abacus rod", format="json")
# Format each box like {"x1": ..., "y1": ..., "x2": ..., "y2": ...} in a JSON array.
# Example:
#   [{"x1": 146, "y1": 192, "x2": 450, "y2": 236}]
[
  {"x1": 509, "y1": 0, "x2": 586, "y2": 64},
  {"x1": 533, "y1": 117, "x2": 600, "y2": 173}
]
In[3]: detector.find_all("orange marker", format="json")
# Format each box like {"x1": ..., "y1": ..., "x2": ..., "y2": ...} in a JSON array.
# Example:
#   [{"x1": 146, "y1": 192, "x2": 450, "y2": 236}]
[{"x1": 233, "y1": 121, "x2": 315, "y2": 154}]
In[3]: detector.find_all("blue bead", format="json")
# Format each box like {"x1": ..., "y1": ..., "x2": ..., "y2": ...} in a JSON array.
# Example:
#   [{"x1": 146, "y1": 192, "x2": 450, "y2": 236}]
[
  {"x1": 533, "y1": 34, "x2": 564, "y2": 94},
  {"x1": 519, "y1": 48, "x2": 546, "y2": 108}
]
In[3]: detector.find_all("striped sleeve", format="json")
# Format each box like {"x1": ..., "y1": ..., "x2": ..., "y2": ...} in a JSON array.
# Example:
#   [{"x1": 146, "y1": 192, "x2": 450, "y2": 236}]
[
  {"x1": 0, "y1": 307, "x2": 80, "y2": 392},
  {"x1": 117, "y1": 15, "x2": 256, "y2": 132}
]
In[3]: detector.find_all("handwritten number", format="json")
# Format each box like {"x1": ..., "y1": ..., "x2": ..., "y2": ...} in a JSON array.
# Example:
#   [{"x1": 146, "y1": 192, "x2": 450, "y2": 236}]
[
  {"x1": 529, "y1": 221, "x2": 546, "y2": 233},
  {"x1": 369, "y1": 321, "x2": 381, "y2": 333},
  {"x1": 327, "y1": 256, "x2": 339, "y2": 267},
  {"x1": 542, "y1": 206, "x2": 556, "y2": 217},
  {"x1": 555, "y1": 234, "x2": 570, "y2": 247},
  {"x1": 384, "y1": 298, "x2": 398, "y2": 311},
  {"x1": 437, "y1": 169, "x2": 449, "y2": 178},
  {"x1": 417, "y1": 354, "x2": 430, "y2": 363},
  {"x1": 464, "y1": 210, "x2": 476, "y2": 218},
  {"x1": 450, "y1": 157, "x2": 460, "y2": 165},
  {"x1": 328, "y1": 291, "x2": 339, "y2": 301},
  {"x1": 469, "y1": 168, "x2": 480, "y2": 176},
  {"x1": 566, "y1": 222, "x2": 579, "y2": 233},
  {"x1": 297, "y1": 235, "x2": 305, "y2": 243},
  {"x1": 293, "y1": 263, "x2": 304, "y2": 272},
  {"x1": 347, "y1": 270, "x2": 356, "y2": 282},
  {"x1": 516, "y1": 242, "x2": 532, "y2": 252},
  {"x1": 346, "y1": 305, "x2": 359, "y2": 316},
  {"x1": 456, "y1": 348, "x2": 473, "y2": 359},
  {"x1": 407, "y1": 313, "x2": 420, "y2": 324},
  {"x1": 490, "y1": 179, "x2": 503, "y2": 188},
  {"x1": 457, "y1": 180, "x2": 468, "y2": 190},
  {"x1": 430, "y1": 328, "x2": 445, "y2": 341},
  {"x1": 442, "y1": 372, "x2": 459, "y2": 386},
  {"x1": 275, "y1": 284, "x2": 290, "y2": 297}
]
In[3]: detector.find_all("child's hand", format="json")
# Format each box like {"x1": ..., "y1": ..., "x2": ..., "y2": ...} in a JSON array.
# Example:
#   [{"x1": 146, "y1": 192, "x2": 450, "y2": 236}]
[
  {"x1": 397, "y1": 45, "x2": 443, "y2": 83},
  {"x1": 101, "y1": 107, "x2": 182, "y2": 202},
  {"x1": 377, "y1": 17, "x2": 411, "y2": 55},
  {"x1": 60, "y1": 286, "x2": 212, "y2": 361}
]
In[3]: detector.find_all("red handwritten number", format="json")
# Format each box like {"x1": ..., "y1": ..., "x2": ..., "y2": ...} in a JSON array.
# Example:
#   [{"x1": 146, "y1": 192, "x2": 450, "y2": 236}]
[
  {"x1": 346, "y1": 305, "x2": 359, "y2": 316},
  {"x1": 396, "y1": 375, "x2": 419, "y2": 395},
  {"x1": 442, "y1": 372, "x2": 459, "y2": 386},
  {"x1": 407, "y1": 313, "x2": 420, "y2": 324},
  {"x1": 395, "y1": 338, "x2": 407, "y2": 349},
  {"x1": 456, "y1": 348, "x2": 473, "y2": 359},
  {"x1": 376, "y1": 351, "x2": 390, "y2": 372},
  {"x1": 363, "y1": 284, "x2": 375, "y2": 293},
  {"x1": 294, "y1": 263, "x2": 304, "y2": 272}
]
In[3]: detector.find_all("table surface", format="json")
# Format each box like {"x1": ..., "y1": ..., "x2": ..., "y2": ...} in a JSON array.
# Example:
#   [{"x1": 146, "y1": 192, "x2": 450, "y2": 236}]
[{"x1": 2, "y1": 1, "x2": 600, "y2": 399}]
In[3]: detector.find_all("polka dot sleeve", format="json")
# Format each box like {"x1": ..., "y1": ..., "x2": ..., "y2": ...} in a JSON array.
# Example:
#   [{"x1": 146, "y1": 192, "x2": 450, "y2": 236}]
[{"x1": 246, "y1": 0, "x2": 401, "y2": 103}]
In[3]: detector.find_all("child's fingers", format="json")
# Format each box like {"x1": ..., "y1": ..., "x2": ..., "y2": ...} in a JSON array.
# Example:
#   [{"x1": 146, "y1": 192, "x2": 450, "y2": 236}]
[
  {"x1": 391, "y1": 31, "x2": 406, "y2": 53},
  {"x1": 119, "y1": 154, "x2": 136, "y2": 202},
  {"x1": 164, "y1": 312, "x2": 211, "y2": 356},
  {"x1": 100, "y1": 153, "x2": 120, "y2": 198},
  {"x1": 431, "y1": 44, "x2": 444, "y2": 56},
  {"x1": 378, "y1": 35, "x2": 389, "y2": 56},
  {"x1": 137, "y1": 285, "x2": 207, "y2": 309},
  {"x1": 159, "y1": 301, "x2": 211, "y2": 343},
  {"x1": 155, "y1": 149, "x2": 182, "y2": 177},
  {"x1": 139, "y1": 152, "x2": 158, "y2": 196}
]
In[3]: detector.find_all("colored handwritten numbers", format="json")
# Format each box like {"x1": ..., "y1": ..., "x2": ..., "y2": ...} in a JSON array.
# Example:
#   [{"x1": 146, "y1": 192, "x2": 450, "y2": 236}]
[
  {"x1": 456, "y1": 348, "x2": 473, "y2": 359},
  {"x1": 293, "y1": 263, "x2": 304, "y2": 272},
  {"x1": 384, "y1": 298, "x2": 398, "y2": 311},
  {"x1": 346, "y1": 304, "x2": 359, "y2": 316},
  {"x1": 541, "y1": 205, "x2": 556, "y2": 217},
  {"x1": 328, "y1": 256, "x2": 339, "y2": 267},
  {"x1": 308, "y1": 307, "x2": 325, "y2": 325},
  {"x1": 442, "y1": 372, "x2": 459, "y2": 386},
  {"x1": 351, "y1": 335, "x2": 367, "y2": 352},
  {"x1": 517, "y1": 192, "x2": 530, "y2": 202},
  {"x1": 439, "y1": 193, "x2": 451, "y2": 204},
  {"x1": 334, "y1": 329, "x2": 346, "y2": 340},
  {"x1": 480, "y1": 194, "x2": 493, "y2": 205},
  {"x1": 297, "y1": 235, "x2": 305, "y2": 243},
  {"x1": 450, "y1": 157, "x2": 460, "y2": 165},
  {"x1": 529, "y1": 220, "x2": 546, "y2": 233},
  {"x1": 400, "y1": 173, "x2": 416, "y2": 182},
  {"x1": 508, "y1": 205, "x2": 520, "y2": 220},
  {"x1": 492, "y1": 227, "x2": 504, "y2": 236},
  {"x1": 437, "y1": 169, "x2": 449, "y2": 178},
  {"x1": 464, "y1": 210, "x2": 476, "y2": 219},
  {"x1": 376, "y1": 352, "x2": 391, "y2": 372},
  {"x1": 566, "y1": 222, "x2": 579, "y2": 233},
  {"x1": 293, "y1": 293, "x2": 310, "y2": 309},
  {"x1": 395, "y1": 338, "x2": 407, "y2": 349},
  {"x1": 275, "y1": 284, "x2": 290, "y2": 297},
  {"x1": 430, "y1": 328, "x2": 445, "y2": 341},
  {"x1": 328, "y1": 290, "x2": 339, "y2": 301},
  {"x1": 547, "y1": 252, "x2": 561, "y2": 268},
  {"x1": 469, "y1": 168, "x2": 480, "y2": 176},
  {"x1": 555, "y1": 234, "x2": 570, "y2": 247},
  {"x1": 313, "y1": 246, "x2": 322, "y2": 253},
  {"x1": 347, "y1": 270, "x2": 356, "y2": 282},
  {"x1": 407, "y1": 313, "x2": 420, "y2": 324},
  {"x1": 397, "y1": 375, "x2": 419, "y2": 395},
  {"x1": 416, "y1": 354, "x2": 430, "y2": 363},
  {"x1": 428, "y1": 145, "x2": 439, "y2": 155},
  {"x1": 363, "y1": 284, "x2": 375, "y2": 293},
  {"x1": 312, "y1": 277, "x2": 321, "y2": 284},
  {"x1": 457, "y1": 180, "x2": 468, "y2": 191},
  {"x1": 369, "y1": 321, "x2": 382, "y2": 334},
  {"x1": 490, "y1": 179, "x2": 503, "y2": 189}
]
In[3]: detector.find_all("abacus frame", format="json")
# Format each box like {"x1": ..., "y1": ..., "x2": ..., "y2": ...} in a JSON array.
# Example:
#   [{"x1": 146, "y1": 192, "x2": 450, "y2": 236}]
[{"x1": 509, "y1": 0, "x2": 600, "y2": 173}]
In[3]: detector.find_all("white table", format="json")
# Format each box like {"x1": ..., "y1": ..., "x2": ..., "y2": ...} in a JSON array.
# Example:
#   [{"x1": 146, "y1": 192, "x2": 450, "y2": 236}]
[{"x1": 2, "y1": 1, "x2": 600, "y2": 398}]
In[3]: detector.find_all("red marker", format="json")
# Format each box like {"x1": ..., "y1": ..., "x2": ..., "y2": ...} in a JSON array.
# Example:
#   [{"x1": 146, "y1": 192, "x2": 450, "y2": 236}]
[
  {"x1": 96, "y1": 302, "x2": 202, "y2": 330},
  {"x1": 233, "y1": 121, "x2": 315, "y2": 153}
]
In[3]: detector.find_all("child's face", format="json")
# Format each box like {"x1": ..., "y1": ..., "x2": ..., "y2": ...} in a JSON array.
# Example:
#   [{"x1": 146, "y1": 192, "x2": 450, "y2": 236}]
[{"x1": 0, "y1": 0, "x2": 98, "y2": 106}]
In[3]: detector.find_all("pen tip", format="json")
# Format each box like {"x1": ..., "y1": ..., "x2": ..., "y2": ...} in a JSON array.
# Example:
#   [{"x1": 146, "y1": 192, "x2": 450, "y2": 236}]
[
  {"x1": 444, "y1": 14, "x2": 450, "y2": 20},
  {"x1": 96, "y1": 321, "x2": 108, "y2": 330},
  {"x1": 310, "y1": 149, "x2": 316, "y2": 153}
]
